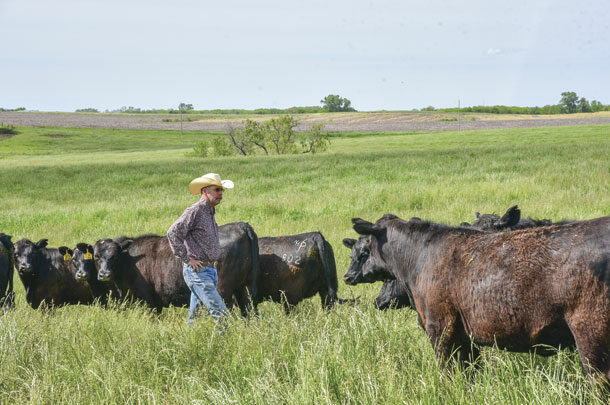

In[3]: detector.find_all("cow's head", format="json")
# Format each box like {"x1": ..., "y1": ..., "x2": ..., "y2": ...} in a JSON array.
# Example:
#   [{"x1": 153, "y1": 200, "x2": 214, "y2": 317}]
[
  {"x1": 0, "y1": 233, "x2": 14, "y2": 254},
  {"x1": 71, "y1": 243, "x2": 96, "y2": 282},
  {"x1": 374, "y1": 279, "x2": 413, "y2": 310},
  {"x1": 94, "y1": 238, "x2": 131, "y2": 281},
  {"x1": 471, "y1": 205, "x2": 521, "y2": 231},
  {"x1": 342, "y1": 217, "x2": 393, "y2": 285},
  {"x1": 14, "y1": 238, "x2": 48, "y2": 275}
]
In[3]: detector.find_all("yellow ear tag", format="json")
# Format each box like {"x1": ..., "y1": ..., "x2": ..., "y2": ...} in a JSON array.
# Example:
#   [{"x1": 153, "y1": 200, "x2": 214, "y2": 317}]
[
  {"x1": 84, "y1": 249, "x2": 93, "y2": 260},
  {"x1": 64, "y1": 253, "x2": 72, "y2": 261},
  {"x1": 467, "y1": 257, "x2": 474, "y2": 265}
]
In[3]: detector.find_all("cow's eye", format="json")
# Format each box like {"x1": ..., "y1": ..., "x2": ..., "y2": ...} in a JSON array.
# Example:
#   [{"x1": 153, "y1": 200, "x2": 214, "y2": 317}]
[{"x1": 358, "y1": 250, "x2": 369, "y2": 260}]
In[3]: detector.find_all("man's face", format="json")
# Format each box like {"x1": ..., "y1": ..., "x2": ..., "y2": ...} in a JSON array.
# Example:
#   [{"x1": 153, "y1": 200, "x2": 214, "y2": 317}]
[{"x1": 203, "y1": 186, "x2": 223, "y2": 206}]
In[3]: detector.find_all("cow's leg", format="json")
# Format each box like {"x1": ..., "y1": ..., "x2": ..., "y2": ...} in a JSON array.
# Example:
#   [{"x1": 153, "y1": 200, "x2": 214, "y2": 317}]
[
  {"x1": 218, "y1": 289, "x2": 234, "y2": 311},
  {"x1": 319, "y1": 289, "x2": 334, "y2": 309},
  {"x1": 567, "y1": 318, "x2": 610, "y2": 385},
  {"x1": 234, "y1": 286, "x2": 252, "y2": 317},
  {"x1": 425, "y1": 308, "x2": 477, "y2": 368}
]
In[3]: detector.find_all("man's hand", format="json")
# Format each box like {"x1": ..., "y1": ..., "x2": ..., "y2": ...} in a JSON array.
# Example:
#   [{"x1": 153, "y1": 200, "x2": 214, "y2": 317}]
[{"x1": 187, "y1": 258, "x2": 204, "y2": 270}]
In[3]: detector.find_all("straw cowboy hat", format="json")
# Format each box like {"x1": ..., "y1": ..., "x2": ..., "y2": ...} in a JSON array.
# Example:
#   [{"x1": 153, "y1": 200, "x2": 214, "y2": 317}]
[{"x1": 189, "y1": 173, "x2": 234, "y2": 195}]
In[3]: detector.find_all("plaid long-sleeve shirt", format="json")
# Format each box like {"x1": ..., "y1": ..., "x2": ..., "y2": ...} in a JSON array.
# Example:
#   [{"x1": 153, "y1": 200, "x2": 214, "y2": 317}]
[{"x1": 167, "y1": 199, "x2": 221, "y2": 264}]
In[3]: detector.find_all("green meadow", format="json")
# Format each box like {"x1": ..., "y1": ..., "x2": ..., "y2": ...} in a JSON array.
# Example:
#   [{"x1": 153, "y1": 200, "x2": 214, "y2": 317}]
[{"x1": 0, "y1": 124, "x2": 609, "y2": 403}]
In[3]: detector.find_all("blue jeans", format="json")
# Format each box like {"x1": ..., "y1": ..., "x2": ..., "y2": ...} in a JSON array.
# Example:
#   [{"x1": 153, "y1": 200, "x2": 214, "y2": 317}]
[{"x1": 182, "y1": 264, "x2": 227, "y2": 324}]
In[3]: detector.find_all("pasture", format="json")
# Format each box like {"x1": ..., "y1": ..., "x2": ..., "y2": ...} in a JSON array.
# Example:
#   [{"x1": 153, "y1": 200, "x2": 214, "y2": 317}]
[{"x1": 1, "y1": 124, "x2": 609, "y2": 403}]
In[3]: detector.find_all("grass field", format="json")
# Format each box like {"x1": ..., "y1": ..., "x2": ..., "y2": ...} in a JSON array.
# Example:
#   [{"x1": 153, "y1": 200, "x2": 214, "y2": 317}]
[{"x1": 1, "y1": 124, "x2": 609, "y2": 403}]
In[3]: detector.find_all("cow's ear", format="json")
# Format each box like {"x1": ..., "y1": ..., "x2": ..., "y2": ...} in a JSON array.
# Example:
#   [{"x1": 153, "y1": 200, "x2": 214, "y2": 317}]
[
  {"x1": 475, "y1": 212, "x2": 481, "y2": 219},
  {"x1": 0, "y1": 233, "x2": 13, "y2": 250},
  {"x1": 36, "y1": 239, "x2": 48, "y2": 249},
  {"x1": 76, "y1": 242, "x2": 89, "y2": 252},
  {"x1": 352, "y1": 218, "x2": 385, "y2": 236},
  {"x1": 497, "y1": 205, "x2": 521, "y2": 228},
  {"x1": 58, "y1": 246, "x2": 73, "y2": 256},
  {"x1": 342, "y1": 238, "x2": 356, "y2": 249},
  {"x1": 119, "y1": 239, "x2": 133, "y2": 250}
]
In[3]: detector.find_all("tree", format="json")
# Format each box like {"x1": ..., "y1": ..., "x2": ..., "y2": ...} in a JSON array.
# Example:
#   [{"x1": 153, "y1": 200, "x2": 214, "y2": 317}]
[
  {"x1": 300, "y1": 123, "x2": 330, "y2": 154},
  {"x1": 320, "y1": 94, "x2": 356, "y2": 112},
  {"x1": 243, "y1": 119, "x2": 269, "y2": 155},
  {"x1": 578, "y1": 97, "x2": 591, "y2": 113},
  {"x1": 266, "y1": 115, "x2": 298, "y2": 154},
  {"x1": 226, "y1": 125, "x2": 253, "y2": 156},
  {"x1": 178, "y1": 103, "x2": 194, "y2": 112},
  {"x1": 560, "y1": 92, "x2": 579, "y2": 114},
  {"x1": 224, "y1": 116, "x2": 331, "y2": 156},
  {"x1": 591, "y1": 100, "x2": 603, "y2": 112}
]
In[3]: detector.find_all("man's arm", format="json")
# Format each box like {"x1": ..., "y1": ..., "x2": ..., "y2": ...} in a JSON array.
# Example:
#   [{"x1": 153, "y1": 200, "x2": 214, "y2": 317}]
[{"x1": 167, "y1": 206, "x2": 197, "y2": 264}]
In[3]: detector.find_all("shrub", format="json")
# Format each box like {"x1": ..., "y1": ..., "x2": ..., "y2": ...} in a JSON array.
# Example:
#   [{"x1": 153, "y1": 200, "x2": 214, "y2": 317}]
[
  {"x1": 192, "y1": 140, "x2": 209, "y2": 158},
  {"x1": 0, "y1": 125, "x2": 19, "y2": 135},
  {"x1": 300, "y1": 123, "x2": 330, "y2": 154},
  {"x1": 211, "y1": 136, "x2": 233, "y2": 157}
]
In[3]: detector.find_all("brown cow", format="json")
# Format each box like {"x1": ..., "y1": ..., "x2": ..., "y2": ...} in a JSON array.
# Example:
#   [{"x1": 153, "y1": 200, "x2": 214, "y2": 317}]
[{"x1": 345, "y1": 214, "x2": 610, "y2": 382}]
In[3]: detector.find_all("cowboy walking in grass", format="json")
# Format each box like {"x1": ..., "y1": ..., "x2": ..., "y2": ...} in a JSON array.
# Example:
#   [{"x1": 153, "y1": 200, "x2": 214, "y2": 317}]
[{"x1": 167, "y1": 173, "x2": 234, "y2": 324}]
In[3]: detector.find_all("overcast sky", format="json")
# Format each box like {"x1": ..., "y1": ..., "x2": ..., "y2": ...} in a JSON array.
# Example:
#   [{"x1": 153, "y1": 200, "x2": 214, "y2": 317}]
[{"x1": 1, "y1": 0, "x2": 608, "y2": 111}]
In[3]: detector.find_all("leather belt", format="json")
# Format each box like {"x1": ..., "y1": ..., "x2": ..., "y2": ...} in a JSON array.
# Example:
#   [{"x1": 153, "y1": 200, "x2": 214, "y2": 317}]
[{"x1": 200, "y1": 260, "x2": 218, "y2": 268}]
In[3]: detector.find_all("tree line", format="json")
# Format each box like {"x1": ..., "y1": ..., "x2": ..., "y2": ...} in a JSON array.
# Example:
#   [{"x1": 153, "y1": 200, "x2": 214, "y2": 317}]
[
  {"x1": 431, "y1": 91, "x2": 608, "y2": 115},
  {"x1": 72, "y1": 94, "x2": 357, "y2": 115}
]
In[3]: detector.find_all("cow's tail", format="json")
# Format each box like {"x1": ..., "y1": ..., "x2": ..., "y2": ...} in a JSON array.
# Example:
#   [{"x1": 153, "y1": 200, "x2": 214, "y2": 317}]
[
  {"x1": 244, "y1": 223, "x2": 260, "y2": 308},
  {"x1": 7, "y1": 256, "x2": 14, "y2": 308},
  {"x1": 316, "y1": 234, "x2": 340, "y2": 308}
]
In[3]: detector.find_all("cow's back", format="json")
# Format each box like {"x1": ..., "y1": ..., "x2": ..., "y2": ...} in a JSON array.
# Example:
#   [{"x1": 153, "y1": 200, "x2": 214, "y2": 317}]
[{"x1": 128, "y1": 235, "x2": 188, "y2": 308}]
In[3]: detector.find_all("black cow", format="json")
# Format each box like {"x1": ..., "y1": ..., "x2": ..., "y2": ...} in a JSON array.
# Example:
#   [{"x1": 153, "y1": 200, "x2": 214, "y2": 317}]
[
  {"x1": 94, "y1": 222, "x2": 259, "y2": 315},
  {"x1": 373, "y1": 279, "x2": 413, "y2": 310},
  {"x1": 255, "y1": 232, "x2": 341, "y2": 311},
  {"x1": 14, "y1": 238, "x2": 95, "y2": 308},
  {"x1": 0, "y1": 233, "x2": 15, "y2": 308},
  {"x1": 344, "y1": 214, "x2": 610, "y2": 383},
  {"x1": 60, "y1": 243, "x2": 121, "y2": 306},
  {"x1": 461, "y1": 205, "x2": 571, "y2": 232}
]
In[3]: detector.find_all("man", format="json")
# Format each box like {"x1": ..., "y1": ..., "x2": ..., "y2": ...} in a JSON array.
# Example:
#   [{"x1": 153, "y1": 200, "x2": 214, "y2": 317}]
[{"x1": 167, "y1": 173, "x2": 234, "y2": 324}]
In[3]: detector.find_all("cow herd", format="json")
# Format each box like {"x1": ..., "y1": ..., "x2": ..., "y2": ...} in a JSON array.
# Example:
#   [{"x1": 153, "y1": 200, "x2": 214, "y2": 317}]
[
  {"x1": 2, "y1": 222, "x2": 344, "y2": 315},
  {"x1": 2, "y1": 205, "x2": 610, "y2": 383}
]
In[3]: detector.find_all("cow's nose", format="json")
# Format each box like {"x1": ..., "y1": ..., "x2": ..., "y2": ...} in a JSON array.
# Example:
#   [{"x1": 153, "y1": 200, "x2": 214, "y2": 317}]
[{"x1": 98, "y1": 271, "x2": 111, "y2": 281}]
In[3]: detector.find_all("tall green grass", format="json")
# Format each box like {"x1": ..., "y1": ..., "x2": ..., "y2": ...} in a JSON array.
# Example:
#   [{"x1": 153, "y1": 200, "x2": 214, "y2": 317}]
[{"x1": 0, "y1": 124, "x2": 609, "y2": 403}]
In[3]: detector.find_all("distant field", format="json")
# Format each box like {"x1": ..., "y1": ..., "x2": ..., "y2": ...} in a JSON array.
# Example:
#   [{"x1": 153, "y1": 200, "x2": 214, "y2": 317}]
[
  {"x1": 2, "y1": 110, "x2": 610, "y2": 132},
  {"x1": 0, "y1": 124, "x2": 609, "y2": 403}
]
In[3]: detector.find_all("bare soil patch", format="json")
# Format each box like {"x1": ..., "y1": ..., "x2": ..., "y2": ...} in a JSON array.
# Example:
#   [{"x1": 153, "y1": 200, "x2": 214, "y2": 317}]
[{"x1": 2, "y1": 111, "x2": 610, "y2": 132}]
